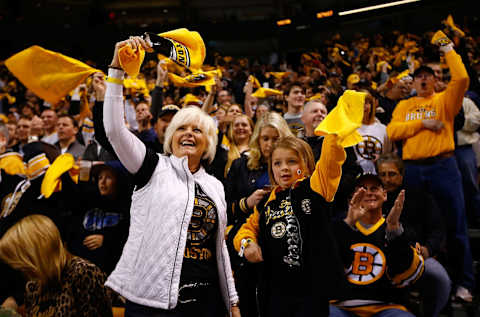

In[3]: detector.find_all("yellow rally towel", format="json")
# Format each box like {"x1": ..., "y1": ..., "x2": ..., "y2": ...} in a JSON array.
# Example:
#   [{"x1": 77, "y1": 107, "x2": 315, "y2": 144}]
[
  {"x1": 181, "y1": 93, "x2": 202, "y2": 106},
  {"x1": 41, "y1": 153, "x2": 77, "y2": 198},
  {"x1": 314, "y1": 89, "x2": 366, "y2": 147},
  {"x1": 248, "y1": 75, "x2": 261, "y2": 88},
  {"x1": 119, "y1": 44, "x2": 145, "y2": 77},
  {"x1": 5, "y1": 46, "x2": 101, "y2": 105},
  {"x1": 307, "y1": 93, "x2": 323, "y2": 102},
  {"x1": 0, "y1": 152, "x2": 25, "y2": 176},
  {"x1": 268, "y1": 72, "x2": 290, "y2": 80},
  {"x1": 251, "y1": 88, "x2": 283, "y2": 98},
  {"x1": 123, "y1": 76, "x2": 150, "y2": 96},
  {"x1": 443, "y1": 14, "x2": 465, "y2": 37},
  {"x1": 168, "y1": 69, "x2": 218, "y2": 88}
]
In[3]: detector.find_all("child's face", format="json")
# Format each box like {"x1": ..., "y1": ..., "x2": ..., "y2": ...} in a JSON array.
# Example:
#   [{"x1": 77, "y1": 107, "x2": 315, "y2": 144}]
[{"x1": 271, "y1": 147, "x2": 304, "y2": 189}]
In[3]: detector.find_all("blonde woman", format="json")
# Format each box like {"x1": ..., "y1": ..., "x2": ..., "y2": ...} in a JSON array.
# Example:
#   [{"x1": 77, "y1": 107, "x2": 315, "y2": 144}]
[
  {"x1": 0, "y1": 215, "x2": 112, "y2": 317},
  {"x1": 224, "y1": 114, "x2": 254, "y2": 178},
  {"x1": 224, "y1": 111, "x2": 293, "y2": 317}
]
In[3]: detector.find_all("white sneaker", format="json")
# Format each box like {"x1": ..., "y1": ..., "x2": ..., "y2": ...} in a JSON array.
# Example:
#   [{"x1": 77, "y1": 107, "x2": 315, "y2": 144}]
[{"x1": 455, "y1": 286, "x2": 473, "y2": 303}]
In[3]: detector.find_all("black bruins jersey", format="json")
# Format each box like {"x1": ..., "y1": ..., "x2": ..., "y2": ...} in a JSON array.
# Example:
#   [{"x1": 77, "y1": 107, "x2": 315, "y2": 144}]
[{"x1": 332, "y1": 217, "x2": 424, "y2": 311}]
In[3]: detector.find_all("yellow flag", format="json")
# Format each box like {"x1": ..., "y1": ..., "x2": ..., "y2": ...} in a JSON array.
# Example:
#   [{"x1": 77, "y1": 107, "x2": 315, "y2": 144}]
[
  {"x1": 314, "y1": 90, "x2": 366, "y2": 148},
  {"x1": 5, "y1": 46, "x2": 101, "y2": 105},
  {"x1": 251, "y1": 87, "x2": 283, "y2": 98}
]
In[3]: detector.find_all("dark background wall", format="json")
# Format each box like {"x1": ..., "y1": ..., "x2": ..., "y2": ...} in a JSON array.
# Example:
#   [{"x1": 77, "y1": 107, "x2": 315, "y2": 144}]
[{"x1": 0, "y1": 0, "x2": 476, "y2": 68}]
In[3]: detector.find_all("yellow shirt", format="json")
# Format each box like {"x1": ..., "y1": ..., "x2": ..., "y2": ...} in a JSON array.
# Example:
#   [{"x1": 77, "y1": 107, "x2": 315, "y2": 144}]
[{"x1": 387, "y1": 50, "x2": 469, "y2": 160}]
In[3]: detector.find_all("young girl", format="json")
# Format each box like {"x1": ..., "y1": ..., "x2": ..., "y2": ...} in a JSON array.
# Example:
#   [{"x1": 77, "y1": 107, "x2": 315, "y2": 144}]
[{"x1": 234, "y1": 135, "x2": 347, "y2": 317}]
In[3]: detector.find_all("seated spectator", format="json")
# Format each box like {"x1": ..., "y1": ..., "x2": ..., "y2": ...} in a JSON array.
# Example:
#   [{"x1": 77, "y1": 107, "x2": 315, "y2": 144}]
[
  {"x1": 330, "y1": 173, "x2": 424, "y2": 317},
  {"x1": 377, "y1": 153, "x2": 450, "y2": 317},
  {"x1": 0, "y1": 214, "x2": 113, "y2": 316},
  {"x1": 68, "y1": 163, "x2": 131, "y2": 275}
]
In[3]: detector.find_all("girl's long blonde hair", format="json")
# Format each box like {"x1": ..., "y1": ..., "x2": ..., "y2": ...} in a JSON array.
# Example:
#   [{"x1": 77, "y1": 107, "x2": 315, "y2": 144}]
[{"x1": 0, "y1": 215, "x2": 70, "y2": 291}]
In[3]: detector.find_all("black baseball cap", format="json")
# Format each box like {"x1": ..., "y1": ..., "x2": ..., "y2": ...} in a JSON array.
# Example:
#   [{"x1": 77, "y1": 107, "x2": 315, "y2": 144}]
[
  {"x1": 355, "y1": 172, "x2": 383, "y2": 188},
  {"x1": 413, "y1": 65, "x2": 435, "y2": 78},
  {"x1": 157, "y1": 104, "x2": 180, "y2": 118}
]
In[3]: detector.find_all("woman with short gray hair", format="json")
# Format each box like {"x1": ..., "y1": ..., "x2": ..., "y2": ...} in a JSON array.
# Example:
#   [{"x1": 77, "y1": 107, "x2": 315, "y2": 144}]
[{"x1": 103, "y1": 36, "x2": 240, "y2": 317}]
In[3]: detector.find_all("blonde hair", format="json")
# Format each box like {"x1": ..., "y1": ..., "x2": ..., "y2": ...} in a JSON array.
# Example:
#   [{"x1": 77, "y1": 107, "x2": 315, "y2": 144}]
[
  {"x1": 164, "y1": 106, "x2": 218, "y2": 164},
  {"x1": 224, "y1": 114, "x2": 254, "y2": 177},
  {"x1": 0, "y1": 215, "x2": 70, "y2": 291},
  {"x1": 268, "y1": 136, "x2": 316, "y2": 186},
  {"x1": 247, "y1": 112, "x2": 293, "y2": 170}
]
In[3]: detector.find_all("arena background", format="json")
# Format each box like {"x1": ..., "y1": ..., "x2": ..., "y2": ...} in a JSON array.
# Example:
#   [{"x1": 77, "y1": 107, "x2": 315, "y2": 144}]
[{"x1": 0, "y1": 0, "x2": 476, "y2": 67}]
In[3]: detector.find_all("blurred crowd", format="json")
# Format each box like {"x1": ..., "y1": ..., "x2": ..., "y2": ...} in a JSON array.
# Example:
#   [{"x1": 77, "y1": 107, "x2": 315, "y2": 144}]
[{"x1": 0, "y1": 14, "x2": 479, "y2": 317}]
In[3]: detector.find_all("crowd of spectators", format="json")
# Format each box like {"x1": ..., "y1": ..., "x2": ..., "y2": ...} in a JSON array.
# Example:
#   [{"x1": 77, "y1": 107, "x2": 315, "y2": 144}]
[{"x1": 0, "y1": 14, "x2": 479, "y2": 317}]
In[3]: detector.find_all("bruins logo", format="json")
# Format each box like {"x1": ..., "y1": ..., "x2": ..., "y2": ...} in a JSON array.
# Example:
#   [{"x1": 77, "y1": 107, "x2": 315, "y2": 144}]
[
  {"x1": 346, "y1": 243, "x2": 386, "y2": 285},
  {"x1": 355, "y1": 135, "x2": 382, "y2": 160},
  {"x1": 271, "y1": 221, "x2": 286, "y2": 239}
]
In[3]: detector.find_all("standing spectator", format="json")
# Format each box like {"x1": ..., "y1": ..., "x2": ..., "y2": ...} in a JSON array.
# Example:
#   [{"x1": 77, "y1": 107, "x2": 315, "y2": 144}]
[
  {"x1": 103, "y1": 36, "x2": 239, "y2": 317},
  {"x1": 386, "y1": 31, "x2": 475, "y2": 302},
  {"x1": 301, "y1": 100, "x2": 362, "y2": 220},
  {"x1": 234, "y1": 135, "x2": 346, "y2": 317},
  {"x1": 14, "y1": 116, "x2": 31, "y2": 155},
  {"x1": 456, "y1": 97, "x2": 480, "y2": 228},
  {"x1": 133, "y1": 100, "x2": 157, "y2": 145},
  {"x1": 283, "y1": 82, "x2": 306, "y2": 137},
  {"x1": 40, "y1": 108, "x2": 58, "y2": 144},
  {"x1": 55, "y1": 115, "x2": 85, "y2": 160},
  {"x1": 354, "y1": 90, "x2": 392, "y2": 174},
  {"x1": 5, "y1": 121, "x2": 17, "y2": 151},
  {"x1": 151, "y1": 104, "x2": 180, "y2": 153},
  {"x1": 376, "y1": 73, "x2": 412, "y2": 125},
  {"x1": 225, "y1": 112, "x2": 293, "y2": 317}
]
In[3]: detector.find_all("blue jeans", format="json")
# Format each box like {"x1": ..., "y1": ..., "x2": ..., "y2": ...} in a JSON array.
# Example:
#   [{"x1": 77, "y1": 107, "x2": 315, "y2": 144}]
[
  {"x1": 404, "y1": 156, "x2": 475, "y2": 290},
  {"x1": 455, "y1": 145, "x2": 480, "y2": 221},
  {"x1": 416, "y1": 257, "x2": 451, "y2": 317},
  {"x1": 329, "y1": 305, "x2": 415, "y2": 317}
]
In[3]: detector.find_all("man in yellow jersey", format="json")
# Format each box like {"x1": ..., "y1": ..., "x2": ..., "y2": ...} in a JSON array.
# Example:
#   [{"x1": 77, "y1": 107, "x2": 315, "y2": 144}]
[{"x1": 387, "y1": 31, "x2": 474, "y2": 302}]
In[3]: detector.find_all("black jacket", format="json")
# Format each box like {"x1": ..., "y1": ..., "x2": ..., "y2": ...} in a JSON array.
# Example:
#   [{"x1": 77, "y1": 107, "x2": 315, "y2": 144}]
[{"x1": 383, "y1": 186, "x2": 446, "y2": 257}]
